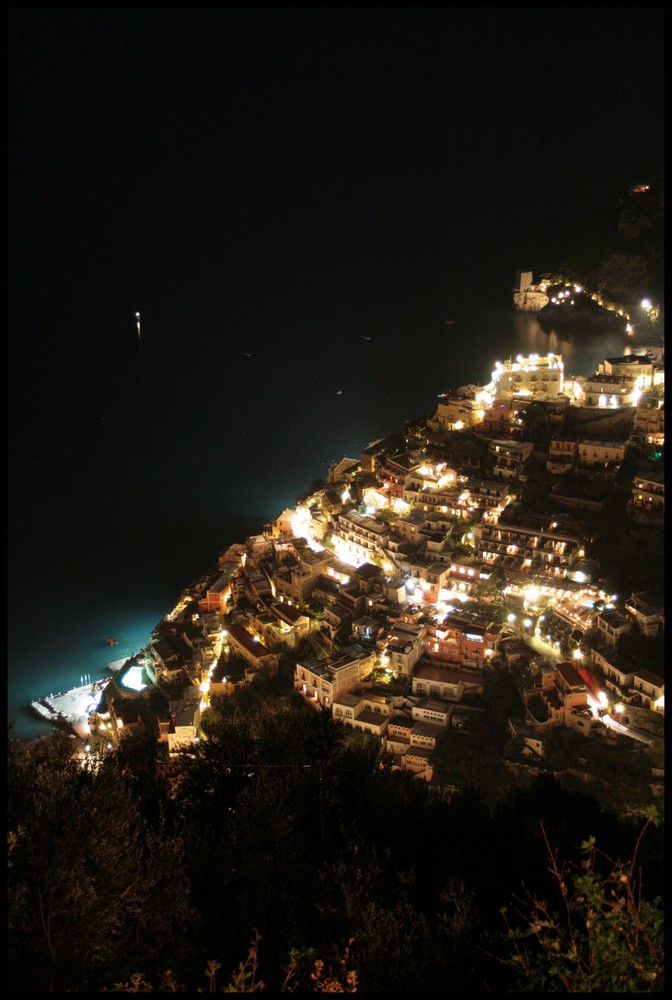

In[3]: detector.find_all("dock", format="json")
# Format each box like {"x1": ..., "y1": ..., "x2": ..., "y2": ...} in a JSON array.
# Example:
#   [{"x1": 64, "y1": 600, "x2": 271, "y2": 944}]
[
  {"x1": 30, "y1": 679, "x2": 111, "y2": 742},
  {"x1": 106, "y1": 657, "x2": 130, "y2": 673}
]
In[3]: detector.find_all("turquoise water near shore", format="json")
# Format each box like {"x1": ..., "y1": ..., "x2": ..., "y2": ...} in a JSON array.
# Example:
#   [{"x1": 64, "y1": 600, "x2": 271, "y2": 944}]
[{"x1": 10, "y1": 602, "x2": 168, "y2": 741}]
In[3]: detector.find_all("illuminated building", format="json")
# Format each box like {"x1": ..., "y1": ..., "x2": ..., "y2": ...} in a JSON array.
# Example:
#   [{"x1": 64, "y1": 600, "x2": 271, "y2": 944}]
[
  {"x1": 294, "y1": 645, "x2": 376, "y2": 708},
  {"x1": 626, "y1": 471, "x2": 665, "y2": 527},
  {"x1": 490, "y1": 352, "x2": 564, "y2": 400},
  {"x1": 474, "y1": 509, "x2": 592, "y2": 580},
  {"x1": 624, "y1": 590, "x2": 665, "y2": 637},
  {"x1": 633, "y1": 398, "x2": 665, "y2": 446}
]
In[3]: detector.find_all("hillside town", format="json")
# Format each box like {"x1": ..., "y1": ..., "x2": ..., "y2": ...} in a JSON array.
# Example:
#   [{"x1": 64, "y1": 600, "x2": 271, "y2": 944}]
[{"x1": 37, "y1": 336, "x2": 665, "y2": 807}]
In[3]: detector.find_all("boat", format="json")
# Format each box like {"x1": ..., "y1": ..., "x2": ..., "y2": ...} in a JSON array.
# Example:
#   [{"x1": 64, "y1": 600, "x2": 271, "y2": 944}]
[{"x1": 104, "y1": 637, "x2": 119, "y2": 647}]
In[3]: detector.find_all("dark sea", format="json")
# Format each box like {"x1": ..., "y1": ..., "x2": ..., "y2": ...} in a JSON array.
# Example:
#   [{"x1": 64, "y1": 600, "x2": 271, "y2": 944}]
[{"x1": 8, "y1": 273, "x2": 634, "y2": 742}]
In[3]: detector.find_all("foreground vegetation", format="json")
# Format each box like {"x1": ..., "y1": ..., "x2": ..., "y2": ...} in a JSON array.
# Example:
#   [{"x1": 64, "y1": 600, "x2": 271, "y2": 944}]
[{"x1": 8, "y1": 691, "x2": 664, "y2": 992}]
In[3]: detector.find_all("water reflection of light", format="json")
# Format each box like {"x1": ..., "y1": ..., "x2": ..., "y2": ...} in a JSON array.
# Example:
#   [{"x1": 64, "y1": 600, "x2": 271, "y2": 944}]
[{"x1": 513, "y1": 313, "x2": 631, "y2": 381}]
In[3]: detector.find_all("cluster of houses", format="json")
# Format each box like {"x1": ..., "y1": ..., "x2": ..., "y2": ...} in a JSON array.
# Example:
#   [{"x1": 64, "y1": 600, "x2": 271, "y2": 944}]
[{"x1": 86, "y1": 348, "x2": 664, "y2": 781}]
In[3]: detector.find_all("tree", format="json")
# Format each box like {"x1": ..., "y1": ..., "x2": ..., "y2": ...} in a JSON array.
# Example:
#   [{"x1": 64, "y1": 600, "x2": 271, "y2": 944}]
[
  {"x1": 542, "y1": 725, "x2": 581, "y2": 771},
  {"x1": 615, "y1": 625, "x2": 665, "y2": 675},
  {"x1": 483, "y1": 668, "x2": 525, "y2": 721},
  {"x1": 517, "y1": 402, "x2": 553, "y2": 448},
  {"x1": 594, "y1": 522, "x2": 664, "y2": 596},
  {"x1": 471, "y1": 566, "x2": 505, "y2": 603},
  {"x1": 495, "y1": 812, "x2": 664, "y2": 992},
  {"x1": 374, "y1": 507, "x2": 398, "y2": 524},
  {"x1": 8, "y1": 730, "x2": 196, "y2": 992}
]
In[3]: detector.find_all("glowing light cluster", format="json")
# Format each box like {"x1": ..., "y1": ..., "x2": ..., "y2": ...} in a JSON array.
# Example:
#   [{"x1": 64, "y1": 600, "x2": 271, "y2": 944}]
[
  {"x1": 329, "y1": 534, "x2": 362, "y2": 568},
  {"x1": 436, "y1": 589, "x2": 469, "y2": 605},
  {"x1": 289, "y1": 506, "x2": 311, "y2": 539}
]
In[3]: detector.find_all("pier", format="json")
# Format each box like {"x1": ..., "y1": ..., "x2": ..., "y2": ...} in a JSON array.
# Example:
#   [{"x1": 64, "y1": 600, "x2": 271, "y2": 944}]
[{"x1": 30, "y1": 679, "x2": 110, "y2": 742}]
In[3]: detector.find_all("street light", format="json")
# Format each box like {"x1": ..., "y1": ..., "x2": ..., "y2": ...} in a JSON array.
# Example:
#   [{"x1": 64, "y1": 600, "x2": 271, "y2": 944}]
[
  {"x1": 640, "y1": 298, "x2": 663, "y2": 329},
  {"x1": 626, "y1": 315, "x2": 664, "y2": 347}
]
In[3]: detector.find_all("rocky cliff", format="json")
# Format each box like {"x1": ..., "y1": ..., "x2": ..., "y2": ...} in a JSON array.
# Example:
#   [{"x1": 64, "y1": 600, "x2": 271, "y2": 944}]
[
  {"x1": 537, "y1": 290, "x2": 627, "y2": 332},
  {"x1": 513, "y1": 285, "x2": 549, "y2": 312},
  {"x1": 518, "y1": 176, "x2": 663, "y2": 331}
]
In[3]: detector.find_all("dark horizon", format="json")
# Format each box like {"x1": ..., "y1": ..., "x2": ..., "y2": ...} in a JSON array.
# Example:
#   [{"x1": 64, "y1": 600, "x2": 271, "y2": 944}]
[
  {"x1": 9, "y1": 8, "x2": 665, "y2": 499},
  {"x1": 9, "y1": 8, "x2": 664, "y2": 334}
]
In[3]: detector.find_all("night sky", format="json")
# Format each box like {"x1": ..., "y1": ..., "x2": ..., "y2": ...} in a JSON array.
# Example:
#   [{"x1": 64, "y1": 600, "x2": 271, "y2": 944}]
[
  {"x1": 9, "y1": 8, "x2": 664, "y2": 347},
  {"x1": 9, "y1": 7, "x2": 665, "y2": 507},
  {"x1": 7, "y1": 9, "x2": 665, "y2": 735}
]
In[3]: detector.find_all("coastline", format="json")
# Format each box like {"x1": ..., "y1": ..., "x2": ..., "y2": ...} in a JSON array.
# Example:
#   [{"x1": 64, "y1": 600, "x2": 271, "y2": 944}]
[{"x1": 12, "y1": 308, "x2": 655, "y2": 744}]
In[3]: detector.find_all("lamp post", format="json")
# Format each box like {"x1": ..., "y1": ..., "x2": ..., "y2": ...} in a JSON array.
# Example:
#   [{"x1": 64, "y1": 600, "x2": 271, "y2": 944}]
[
  {"x1": 626, "y1": 301, "x2": 664, "y2": 349},
  {"x1": 639, "y1": 298, "x2": 663, "y2": 333}
]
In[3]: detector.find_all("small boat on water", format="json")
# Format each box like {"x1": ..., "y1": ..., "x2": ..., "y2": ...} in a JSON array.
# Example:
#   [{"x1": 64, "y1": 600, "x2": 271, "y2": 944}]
[{"x1": 104, "y1": 637, "x2": 119, "y2": 647}]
